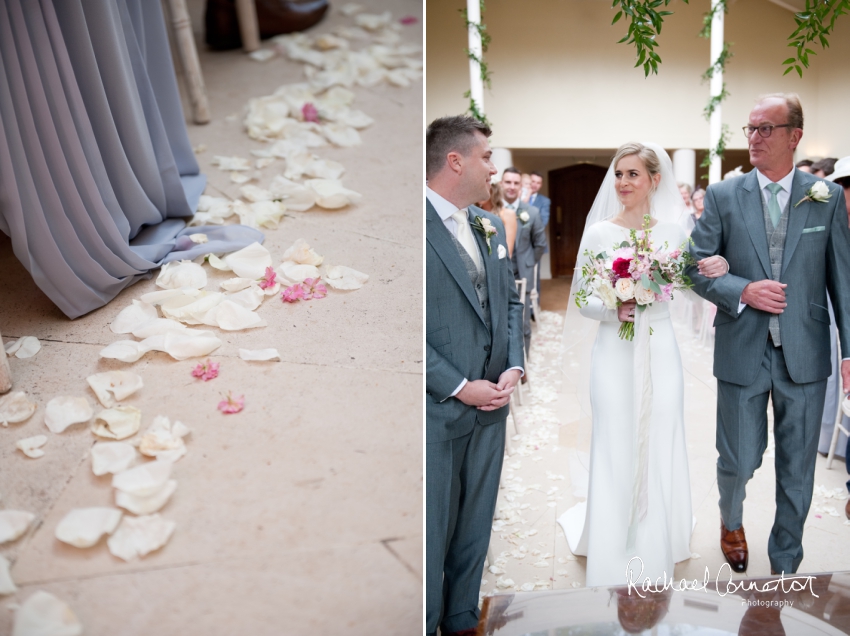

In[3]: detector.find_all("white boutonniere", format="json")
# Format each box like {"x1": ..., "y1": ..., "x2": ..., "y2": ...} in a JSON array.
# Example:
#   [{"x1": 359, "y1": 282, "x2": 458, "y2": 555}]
[
  {"x1": 794, "y1": 180, "x2": 832, "y2": 208},
  {"x1": 497, "y1": 244, "x2": 507, "y2": 259},
  {"x1": 518, "y1": 210, "x2": 530, "y2": 224},
  {"x1": 471, "y1": 216, "x2": 498, "y2": 254}
]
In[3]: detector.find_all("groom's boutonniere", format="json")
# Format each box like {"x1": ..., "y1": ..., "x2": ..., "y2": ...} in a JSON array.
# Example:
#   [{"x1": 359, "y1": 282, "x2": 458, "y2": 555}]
[
  {"x1": 471, "y1": 216, "x2": 498, "y2": 254},
  {"x1": 517, "y1": 209, "x2": 530, "y2": 224},
  {"x1": 794, "y1": 180, "x2": 832, "y2": 208}
]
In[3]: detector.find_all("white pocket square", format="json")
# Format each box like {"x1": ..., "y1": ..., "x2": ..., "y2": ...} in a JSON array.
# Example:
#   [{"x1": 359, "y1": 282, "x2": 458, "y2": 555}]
[
  {"x1": 498, "y1": 244, "x2": 507, "y2": 259},
  {"x1": 801, "y1": 226, "x2": 825, "y2": 233}
]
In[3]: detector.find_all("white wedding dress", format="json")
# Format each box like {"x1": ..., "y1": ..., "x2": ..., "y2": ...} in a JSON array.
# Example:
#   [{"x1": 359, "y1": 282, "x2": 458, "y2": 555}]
[{"x1": 558, "y1": 220, "x2": 693, "y2": 587}]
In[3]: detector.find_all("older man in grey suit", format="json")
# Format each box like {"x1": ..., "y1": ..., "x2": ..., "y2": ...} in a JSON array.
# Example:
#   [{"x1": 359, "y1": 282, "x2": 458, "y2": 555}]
[
  {"x1": 688, "y1": 93, "x2": 850, "y2": 575},
  {"x1": 426, "y1": 116, "x2": 525, "y2": 636},
  {"x1": 502, "y1": 167, "x2": 547, "y2": 356}
]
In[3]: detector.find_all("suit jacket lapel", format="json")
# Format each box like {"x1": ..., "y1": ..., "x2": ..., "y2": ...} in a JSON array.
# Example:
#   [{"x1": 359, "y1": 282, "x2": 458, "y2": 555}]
[
  {"x1": 781, "y1": 170, "x2": 813, "y2": 275},
  {"x1": 426, "y1": 200, "x2": 488, "y2": 327},
  {"x1": 468, "y1": 206, "x2": 498, "y2": 334},
  {"x1": 737, "y1": 171, "x2": 771, "y2": 279}
]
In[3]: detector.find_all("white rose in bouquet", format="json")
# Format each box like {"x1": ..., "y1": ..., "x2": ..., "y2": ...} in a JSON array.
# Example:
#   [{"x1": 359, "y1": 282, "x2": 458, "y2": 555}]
[
  {"x1": 634, "y1": 283, "x2": 656, "y2": 306},
  {"x1": 614, "y1": 278, "x2": 635, "y2": 301},
  {"x1": 595, "y1": 280, "x2": 619, "y2": 310}
]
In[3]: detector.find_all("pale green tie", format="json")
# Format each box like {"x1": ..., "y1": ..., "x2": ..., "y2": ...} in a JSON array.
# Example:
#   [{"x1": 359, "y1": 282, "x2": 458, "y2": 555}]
[{"x1": 766, "y1": 182, "x2": 783, "y2": 228}]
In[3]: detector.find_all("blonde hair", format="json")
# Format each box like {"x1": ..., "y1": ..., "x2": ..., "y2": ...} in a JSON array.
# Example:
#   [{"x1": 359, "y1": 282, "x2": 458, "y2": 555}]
[{"x1": 613, "y1": 142, "x2": 662, "y2": 196}]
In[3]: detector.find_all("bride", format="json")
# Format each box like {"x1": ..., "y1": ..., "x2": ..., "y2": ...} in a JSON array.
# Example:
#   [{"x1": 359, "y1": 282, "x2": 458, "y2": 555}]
[{"x1": 557, "y1": 142, "x2": 728, "y2": 587}]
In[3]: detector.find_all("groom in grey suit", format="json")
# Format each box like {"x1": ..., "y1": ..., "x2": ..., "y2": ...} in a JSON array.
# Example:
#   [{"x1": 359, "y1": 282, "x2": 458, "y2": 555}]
[
  {"x1": 688, "y1": 93, "x2": 850, "y2": 575},
  {"x1": 426, "y1": 116, "x2": 525, "y2": 636}
]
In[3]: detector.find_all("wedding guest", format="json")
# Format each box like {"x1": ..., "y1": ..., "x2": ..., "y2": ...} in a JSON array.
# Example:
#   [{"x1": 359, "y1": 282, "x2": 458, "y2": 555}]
[
  {"x1": 682, "y1": 187, "x2": 706, "y2": 234},
  {"x1": 529, "y1": 172, "x2": 551, "y2": 296},
  {"x1": 490, "y1": 182, "x2": 517, "y2": 258},
  {"x1": 426, "y1": 115, "x2": 525, "y2": 636},
  {"x1": 678, "y1": 182, "x2": 693, "y2": 210},
  {"x1": 812, "y1": 157, "x2": 837, "y2": 178},
  {"x1": 520, "y1": 173, "x2": 532, "y2": 203},
  {"x1": 796, "y1": 158, "x2": 814, "y2": 173}
]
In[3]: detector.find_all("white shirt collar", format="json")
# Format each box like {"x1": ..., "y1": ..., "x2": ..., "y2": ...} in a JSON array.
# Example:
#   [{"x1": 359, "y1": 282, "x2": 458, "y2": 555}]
[
  {"x1": 503, "y1": 198, "x2": 519, "y2": 209},
  {"x1": 426, "y1": 186, "x2": 464, "y2": 222},
  {"x1": 756, "y1": 166, "x2": 795, "y2": 192}
]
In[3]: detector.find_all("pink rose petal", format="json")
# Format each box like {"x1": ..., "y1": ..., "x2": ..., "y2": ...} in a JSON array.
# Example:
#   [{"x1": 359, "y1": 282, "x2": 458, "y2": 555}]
[{"x1": 218, "y1": 391, "x2": 244, "y2": 414}]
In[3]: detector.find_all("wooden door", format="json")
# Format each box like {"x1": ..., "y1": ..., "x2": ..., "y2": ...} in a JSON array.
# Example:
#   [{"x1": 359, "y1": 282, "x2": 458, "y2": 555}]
[{"x1": 548, "y1": 163, "x2": 609, "y2": 278}]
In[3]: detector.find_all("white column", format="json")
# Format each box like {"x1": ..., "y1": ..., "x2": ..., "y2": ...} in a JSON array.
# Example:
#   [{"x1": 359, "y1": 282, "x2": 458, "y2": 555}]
[
  {"x1": 467, "y1": 0, "x2": 484, "y2": 115},
  {"x1": 673, "y1": 149, "x2": 696, "y2": 189},
  {"x1": 709, "y1": 0, "x2": 724, "y2": 184},
  {"x1": 490, "y1": 148, "x2": 514, "y2": 181}
]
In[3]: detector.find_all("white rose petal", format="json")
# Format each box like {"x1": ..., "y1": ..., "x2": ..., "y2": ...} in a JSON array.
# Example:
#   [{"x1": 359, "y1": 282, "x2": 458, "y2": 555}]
[
  {"x1": 149, "y1": 331, "x2": 222, "y2": 361},
  {"x1": 324, "y1": 265, "x2": 369, "y2": 290},
  {"x1": 255, "y1": 157, "x2": 276, "y2": 169},
  {"x1": 156, "y1": 261, "x2": 207, "y2": 290},
  {"x1": 207, "y1": 253, "x2": 233, "y2": 271},
  {"x1": 239, "y1": 184, "x2": 273, "y2": 202},
  {"x1": 594, "y1": 280, "x2": 619, "y2": 310},
  {"x1": 238, "y1": 348, "x2": 281, "y2": 361},
  {"x1": 91, "y1": 442, "x2": 137, "y2": 476},
  {"x1": 201, "y1": 300, "x2": 266, "y2": 331},
  {"x1": 44, "y1": 397, "x2": 93, "y2": 434},
  {"x1": 188, "y1": 233, "x2": 208, "y2": 244},
  {"x1": 5, "y1": 336, "x2": 41, "y2": 359},
  {"x1": 139, "y1": 289, "x2": 187, "y2": 305},
  {"x1": 223, "y1": 242, "x2": 272, "y2": 279},
  {"x1": 98, "y1": 340, "x2": 148, "y2": 363},
  {"x1": 12, "y1": 591, "x2": 83, "y2": 636},
  {"x1": 0, "y1": 391, "x2": 37, "y2": 427},
  {"x1": 249, "y1": 48, "x2": 275, "y2": 62},
  {"x1": 106, "y1": 514, "x2": 176, "y2": 562},
  {"x1": 0, "y1": 555, "x2": 16, "y2": 595},
  {"x1": 355, "y1": 11, "x2": 392, "y2": 30},
  {"x1": 110, "y1": 300, "x2": 159, "y2": 334},
  {"x1": 614, "y1": 277, "x2": 635, "y2": 301},
  {"x1": 268, "y1": 175, "x2": 317, "y2": 211},
  {"x1": 322, "y1": 123, "x2": 361, "y2": 147},
  {"x1": 131, "y1": 318, "x2": 188, "y2": 339},
  {"x1": 137, "y1": 415, "x2": 190, "y2": 462},
  {"x1": 225, "y1": 286, "x2": 265, "y2": 311},
  {"x1": 55, "y1": 507, "x2": 123, "y2": 548},
  {"x1": 91, "y1": 406, "x2": 142, "y2": 440},
  {"x1": 113, "y1": 460, "x2": 173, "y2": 498},
  {"x1": 86, "y1": 371, "x2": 144, "y2": 408},
  {"x1": 115, "y1": 480, "x2": 177, "y2": 515},
  {"x1": 229, "y1": 171, "x2": 253, "y2": 185},
  {"x1": 211, "y1": 155, "x2": 251, "y2": 171},
  {"x1": 0, "y1": 510, "x2": 35, "y2": 544},
  {"x1": 305, "y1": 179, "x2": 362, "y2": 209},
  {"x1": 220, "y1": 277, "x2": 257, "y2": 293},
  {"x1": 161, "y1": 291, "x2": 224, "y2": 324},
  {"x1": 280, "y1": 261, "x2": 320, "y2": 283},
  {"x1": 283, "y1": 238, "x2": 323, "y2": 266},
  {"x1": 16, "y1": 435, "x2": 47, "y2": 459}
]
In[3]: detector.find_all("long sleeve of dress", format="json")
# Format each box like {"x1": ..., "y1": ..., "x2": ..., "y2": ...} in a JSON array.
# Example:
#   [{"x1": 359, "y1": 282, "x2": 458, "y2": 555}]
[{"x1": 579, "y1": 294, "x2": 619, "y2": 323}]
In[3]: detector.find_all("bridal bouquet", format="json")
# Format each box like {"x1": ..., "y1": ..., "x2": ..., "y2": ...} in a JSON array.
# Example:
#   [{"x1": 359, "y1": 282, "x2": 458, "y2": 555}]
[{"x1": 574, "y1": 215, "x2": 696, "y2": 340}]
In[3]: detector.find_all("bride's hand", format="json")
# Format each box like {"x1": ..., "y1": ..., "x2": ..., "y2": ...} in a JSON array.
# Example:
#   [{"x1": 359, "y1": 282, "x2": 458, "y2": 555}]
[
  {"x1": 698, "y1": 255, "x2": 729, "y2": 278},
  {"x1": 618, "y1": 300, "x2": 636, "y2": 323}
]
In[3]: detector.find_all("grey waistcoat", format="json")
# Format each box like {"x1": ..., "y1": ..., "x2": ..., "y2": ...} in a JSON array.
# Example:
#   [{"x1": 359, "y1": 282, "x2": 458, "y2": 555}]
[
  {"x1": 761, "y1": 192, "x2": 791, "y2": 346},
  {"x1": 449, "y1": 232, "x2": 491, "y2": 331}
]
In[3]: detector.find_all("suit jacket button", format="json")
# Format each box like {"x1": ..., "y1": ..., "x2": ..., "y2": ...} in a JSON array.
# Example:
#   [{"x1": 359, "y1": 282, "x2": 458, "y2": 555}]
[{"x1": 484, "y1": 344, "x2": 491, "y2": 352}]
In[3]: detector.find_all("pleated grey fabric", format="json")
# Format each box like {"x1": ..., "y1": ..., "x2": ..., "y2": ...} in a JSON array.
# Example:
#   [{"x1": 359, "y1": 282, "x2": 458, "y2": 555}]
[{"x1": 0, "y1": 0, "x2": 262, "y2": 318}]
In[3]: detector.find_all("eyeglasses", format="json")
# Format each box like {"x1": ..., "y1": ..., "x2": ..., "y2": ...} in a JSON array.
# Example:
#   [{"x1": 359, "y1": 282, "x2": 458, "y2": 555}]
[{"x1": 742, "y1": 124, "x2": 793, "y2": 138}]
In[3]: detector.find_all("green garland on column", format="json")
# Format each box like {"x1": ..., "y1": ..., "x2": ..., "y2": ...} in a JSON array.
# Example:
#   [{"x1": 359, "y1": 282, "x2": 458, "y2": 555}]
[
  {"x1": 461, "y1": 0, "x2": 492, "y2": 125},
  {"x1": 698, "y1": 1, "x2": 732, "y2": 177}
]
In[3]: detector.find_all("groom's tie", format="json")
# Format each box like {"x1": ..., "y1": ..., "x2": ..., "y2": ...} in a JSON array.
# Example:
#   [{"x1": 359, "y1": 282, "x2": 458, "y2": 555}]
[
  {"x1": 766, "y1": 182, "x2": 783, "y2": 228},
  {"x1": 451, "y1": 209, "x2": 483, "y2": 270}
]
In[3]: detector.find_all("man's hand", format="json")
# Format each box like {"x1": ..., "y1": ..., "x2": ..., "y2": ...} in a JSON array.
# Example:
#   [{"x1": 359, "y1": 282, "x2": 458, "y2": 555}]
[
  {"x1": 741, "y1": 280, "x2": 787, "y2": 314},
  {"x1": 478, "y1": 369, "x2": 522, "y2": 411},
  {"x1": 457, "y1": 379, "x2": 507, "y2": 407},
  {"x1": 697, "y1": 256, "x2": 729, "y2": 279},
  {"x1": 842, "y1": 360, "x2": 850, "y2": 394},
  {"x1": 618, "y1": 300, "x2": 637, "y2": 323}
]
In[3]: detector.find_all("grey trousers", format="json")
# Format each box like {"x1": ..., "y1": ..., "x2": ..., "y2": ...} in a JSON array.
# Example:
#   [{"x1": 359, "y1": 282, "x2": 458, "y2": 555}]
[
  {"x1": 716, "y1": 341, "x2": 827, "y2": 573},
  {"x1": 426, "y1": 420, "x2": 505, "y2": 635}
]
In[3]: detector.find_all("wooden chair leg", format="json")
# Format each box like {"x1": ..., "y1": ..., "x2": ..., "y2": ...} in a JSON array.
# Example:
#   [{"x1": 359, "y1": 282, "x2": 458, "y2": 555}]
[
  {"x1": 163, "y1": 0, "x2": 211, "y2": 124},
  {"x1": 235, "y1": 0, "x2": 261, "y2": 52},
  {"x1": 0, "y1": 329, "x2": 12, "y2": 394}
]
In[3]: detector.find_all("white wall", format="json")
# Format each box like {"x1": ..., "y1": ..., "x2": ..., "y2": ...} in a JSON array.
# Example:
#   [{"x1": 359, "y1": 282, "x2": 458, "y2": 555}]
[{"x1": 426, "y1": 0, "x2": 850, "y2": 157}]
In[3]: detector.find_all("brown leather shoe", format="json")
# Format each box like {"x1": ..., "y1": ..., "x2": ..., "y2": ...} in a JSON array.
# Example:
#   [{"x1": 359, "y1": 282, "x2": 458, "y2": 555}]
[{"x1": 720, "y1": 520, "x2": 748, "y2": 573}]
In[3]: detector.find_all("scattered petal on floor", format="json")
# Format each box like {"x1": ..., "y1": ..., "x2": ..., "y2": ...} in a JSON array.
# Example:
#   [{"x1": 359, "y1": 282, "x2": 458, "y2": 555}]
[
  {"x1": 190, "y1": 196, "x2": 234, "y2": 226},
  {"x1": 305, "y1": 178, "x2": 362, "y2": 209},
  {"x1": 0, "y1": 391, "x2": 37, "y2": 427},
  {"x1": 239, "y1": 184, "x2": 273, "y2": 202},
  {"x1": 91, "y1": 442, "x2": 138, "y2": 476},
  {"x1": 98, "y1": 340, "x2": 148, "y2": 363},
  {"x1": 201, "y1": 300, "x2": 267, "y2": 331},
  {"x1": 239, "y1": 348, "x2": 280, "y2": 361},
  {"x1": 55, "y1": 507, "x2": 123, "y2": 548},
  {"x1": 355, "y1": 11, "x2": 392, "y2": 30},
  {"x1": 106, "y1": 514, "x2": 176, "y2": 562},
  {"x1": 249, "y1": 48, "x2": 275, "y2": 62},
  {"x1": 191, "y1": 360, "x2": 219, "y2": 382},
  {"x1": 5, "y1": 336, "x2": 41, "y2": 359},
  {"x1": 156, "y1": 261, "x2": 207, "y2": 290},
  {"x1": 0, "y1": 555, "x2": 16, "y2": 595},
  {"x1": 224, "y1": 241, "x2": 273, "y2": 279},
  {"x1": 87, "y1": 371, "x2": 144, "y2": 408},
  {"x1": 211, "y1": 155, "x2": 250, "y2": 171},
  {"x1": 324, "y1": 264, "x2": 369, "y2": 290},
  {"x1": 44, "y1": 397, "x2": 94, "y2": 434},
  {"x1": 113, "y1": 460, "x2": 173, "y2": 498},
  {"x1": 340, "y1": 3, "x2": 363, "y2": 16},
  {"x1": 16, "y1": 435, "x2": 47, "y2": 459},
  {"x1": 131, "y1": 318, "x2": 188, "y2": 339},
  {"x1": 268, "y1": 175, "x2": 316, "y2": 211},
  {"x1": 91, "y1": 406, "x2": 142, "y2": 440},
  {"x1": 12, "y1": 591, "x2": 83, "y2": 636},
  {"x1": 137, "y1": 415, "x2": 191, "y2": 462},
  {"x1": 110, "y1": 300, "x2": 159, "y2": 334},
  {"x1": 220, "y1": 277, "x2": 257, "y2": 293},
  {"x1": 283, "y1": 238, "x2": 324, "y2": 266},
  {"x1": 218, "y1": 392, "x2": 245, "y2": 414},
  {"x1": 0, "y1": 510, "x2": 35, "y2": 544},
  {"x1": 280, "y1": 261, "x2": 320, "y2": 283},
  {"x1": 115, "y1": 479, "x2": 178, "y2": 515}
]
